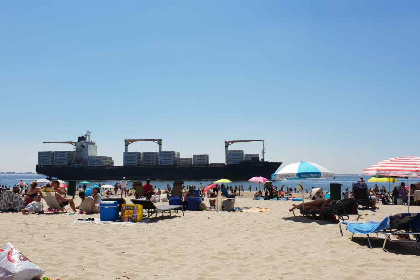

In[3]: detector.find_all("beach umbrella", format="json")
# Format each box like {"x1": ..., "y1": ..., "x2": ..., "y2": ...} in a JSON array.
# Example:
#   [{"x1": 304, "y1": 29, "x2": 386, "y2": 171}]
[
  {"x1": 367, "y1": 177, "x2": 398, "y2": 193},
  {"x1": 367, "y1": 177, "x2": 398, "y2": 183},
  {"x1": 272, "y1": 161, "x2": 334, "y2": 180},
  {"x1": 36, "y1": 179, "x2": 51, "y2": 187},
  {"x1": 272, "y1": 161, "x2": 335, "y2": 210},
  {"x1": 215, "y1": 179, "x2": 231, "y2": 184},
  {"x1": 58, "y1": 180, "x2": 68, "y2": 189},
  {"x1": 202, "y1": 183, "x2": 218, "y2": 194},
  {"x1": 248, "y1": 176, "x2": 269, "y2": 184},
  {"x1": 363, "y1": 156, "x2": 420, "y2": 178},
  {"x1": 363, "y1": 156, "x2": 420, "y2": 213}
]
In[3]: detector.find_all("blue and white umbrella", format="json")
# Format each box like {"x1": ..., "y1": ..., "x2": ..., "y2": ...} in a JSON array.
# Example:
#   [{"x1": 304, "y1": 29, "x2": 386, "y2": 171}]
[
  {"x1": 272, "y1": 161, "x2": 334, "y2": 181},
  {"x1": 272, "y1": 161, "x2": 334, "y2": 210}
]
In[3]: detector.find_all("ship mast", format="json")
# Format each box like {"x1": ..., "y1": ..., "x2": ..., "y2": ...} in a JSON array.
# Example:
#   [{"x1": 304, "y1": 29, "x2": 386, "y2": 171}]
[
  {"x1": 124, "y1": 139, "x2": 163, "y2": 153},
  {"x1": 224, "y1": 140, "x2": 265, "y2": 164}
]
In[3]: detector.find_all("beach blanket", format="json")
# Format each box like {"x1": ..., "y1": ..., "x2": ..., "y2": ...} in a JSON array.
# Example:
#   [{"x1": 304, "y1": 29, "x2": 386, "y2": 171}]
[
  {"x1": 74, "y1": 218, "x2": 151, "y2": 225},
  {"x1": 344, "y1": 217, "x2": 390, "y2": 234}
]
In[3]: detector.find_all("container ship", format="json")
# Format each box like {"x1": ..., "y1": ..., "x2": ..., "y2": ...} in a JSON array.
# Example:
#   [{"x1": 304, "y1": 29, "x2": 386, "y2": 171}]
[{"x1": 36, "y1": 132, "x2": 282, "y2": 181}]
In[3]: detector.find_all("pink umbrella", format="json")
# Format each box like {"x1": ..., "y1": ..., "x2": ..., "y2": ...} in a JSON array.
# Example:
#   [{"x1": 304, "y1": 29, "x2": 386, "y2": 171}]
[
  {"x1": 202, "y1": 183, "x2": 218, "y2": 194},
  {"x1": 248, "y1": 176, "x2": 269, "y2": 184}
]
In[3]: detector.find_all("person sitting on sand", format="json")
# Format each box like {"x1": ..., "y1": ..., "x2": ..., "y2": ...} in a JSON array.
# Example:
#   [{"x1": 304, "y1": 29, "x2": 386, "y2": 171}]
[
  {"x1": 92, "y1": 186, "x2": 101, "y2": 210},
  {"x1": 289, "y1": 198, "x2": 333, "y2": 212},
  {"x1": 24, "y1": 181, "x2": 41, "y2": 205},
  {"x1": 22, "y1": 195, "x2": 43, "y2": 214},
  {"x1": 51, "y1": 180, "x2": 77, "y2": 212},
  {"x1": 77, "y1": 191, "x2": 97, "y2": 214}
]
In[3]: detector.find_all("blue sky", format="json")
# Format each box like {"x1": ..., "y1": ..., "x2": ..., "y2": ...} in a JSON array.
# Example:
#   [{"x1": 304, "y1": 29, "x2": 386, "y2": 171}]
[{"x1": 1, "y1": 0, "x2": 419, "y2": 173}]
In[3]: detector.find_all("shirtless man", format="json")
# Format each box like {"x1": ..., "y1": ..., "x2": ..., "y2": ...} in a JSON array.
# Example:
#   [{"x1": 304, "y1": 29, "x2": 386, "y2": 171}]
[{"x1": 51, "y1": 180, "x2": 77, "y2": 212}]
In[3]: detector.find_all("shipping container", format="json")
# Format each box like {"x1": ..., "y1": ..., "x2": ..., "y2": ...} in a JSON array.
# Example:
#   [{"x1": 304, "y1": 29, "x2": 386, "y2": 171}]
[
  {"x1": 88, "y1": 156, "x2": 114, "y2": 167},
  {"x1": 179, "y1": 158, "x2": 193, "y2": 166},
  {"x1": 123, "y1": 152, "x2": 142, "y2": 166},
  {"x1": 193, "y1": 154, "x2": 209, "y2": 165},
  {"x1": 244, "y1": 154, "x2": 259, "y2": 161},
  {"x1": 38, "y1": 151, "x2": 54, "y2": 165},
  {"x1": 142, "y1": 152, "x2": 159, "y2": 165},
  {"x1": 159, "y1": 151, "x2": 180, "y2": 165}
]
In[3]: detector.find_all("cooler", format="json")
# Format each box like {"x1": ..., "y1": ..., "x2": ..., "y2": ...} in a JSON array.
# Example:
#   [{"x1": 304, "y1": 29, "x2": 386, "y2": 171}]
[
  {"x1": 169, "y1": 197, "x2": 183, "y2": 205},
  {"x1": 100, "y1": 201, "x2": 119, "y2": 222},
  {"x1": 187, "y1": 197, "x2": 202, "y2": 211},
  {"x1": 102, "y1": 197, "x2": 126, "y2": 212}
]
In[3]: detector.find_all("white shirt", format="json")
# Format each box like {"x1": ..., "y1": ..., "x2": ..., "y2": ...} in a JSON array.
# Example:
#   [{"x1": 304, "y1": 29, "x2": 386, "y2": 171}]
[{"x1": 119, "y1": 180, "x2": 128, "y2": 189}]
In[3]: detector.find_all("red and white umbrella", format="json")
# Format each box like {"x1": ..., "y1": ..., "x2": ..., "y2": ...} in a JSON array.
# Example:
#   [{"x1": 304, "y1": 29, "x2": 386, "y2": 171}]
[
  {"x1": 363, "y1": 156, "x2": 420, "y2": 213},
  {"x1": 363, "y1": 156, "x2": 420, "y2": 178},
  {"x1": 58, "y1": 180, "x2": 68, "y2": 189},
  {"x1": 248, "y1": 176, "x2": 269, "y2": 184}
]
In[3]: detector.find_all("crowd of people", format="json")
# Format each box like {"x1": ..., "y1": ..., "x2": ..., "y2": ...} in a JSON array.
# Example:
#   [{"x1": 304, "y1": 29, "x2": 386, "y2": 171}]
[{"x1": 0, "y1": 180, "x2": 101, "y2": 214}]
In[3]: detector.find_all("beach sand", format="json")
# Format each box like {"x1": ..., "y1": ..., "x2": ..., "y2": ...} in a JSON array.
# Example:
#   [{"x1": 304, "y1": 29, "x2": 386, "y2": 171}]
[{"x1": 1, "y1": 194, "x2": 420, "y2": 280}]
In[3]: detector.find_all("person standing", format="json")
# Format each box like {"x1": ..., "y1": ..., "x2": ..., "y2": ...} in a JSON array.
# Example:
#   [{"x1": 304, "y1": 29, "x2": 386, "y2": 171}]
[{"x1": 119, "y1": 177, "x2": 128, "y2": 198}]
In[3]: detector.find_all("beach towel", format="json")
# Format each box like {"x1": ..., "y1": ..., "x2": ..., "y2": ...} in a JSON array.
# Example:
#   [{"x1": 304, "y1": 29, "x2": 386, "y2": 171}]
[{"x1": 344, "y1": 216, "x2": 390, "y2": 234}]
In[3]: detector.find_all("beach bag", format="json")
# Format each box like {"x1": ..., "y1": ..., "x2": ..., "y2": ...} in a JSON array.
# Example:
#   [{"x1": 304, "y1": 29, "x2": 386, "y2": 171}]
[
  {"x1": 160, "y1": 193, "x2": 168, "y2": 202},
  {"x1": 0, "y1": 242, "x2": 44, "y2": 280}
]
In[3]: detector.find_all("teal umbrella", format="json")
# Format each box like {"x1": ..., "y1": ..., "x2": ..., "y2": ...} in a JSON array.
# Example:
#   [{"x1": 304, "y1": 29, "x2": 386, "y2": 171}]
[{"x1": 80, "y1": 181, "x2": 90, "y2": 184}]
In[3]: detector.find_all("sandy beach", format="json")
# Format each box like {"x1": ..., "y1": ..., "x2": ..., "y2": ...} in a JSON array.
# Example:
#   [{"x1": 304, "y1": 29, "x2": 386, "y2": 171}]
[{"x1": 1, "y1": 193, "x2": 420, "y2": 280}]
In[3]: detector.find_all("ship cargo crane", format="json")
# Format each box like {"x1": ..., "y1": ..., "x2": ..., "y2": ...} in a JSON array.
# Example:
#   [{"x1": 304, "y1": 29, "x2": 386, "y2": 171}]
[
  {"x1": 124, "y1": 139, "x2": 163, "y2": 153},
  {"x1": 43, "y1": 141, "x2": 77, "y2": 146},
  {"x1": 225, "y1": 140, "x2": 265, "y2": 164}
]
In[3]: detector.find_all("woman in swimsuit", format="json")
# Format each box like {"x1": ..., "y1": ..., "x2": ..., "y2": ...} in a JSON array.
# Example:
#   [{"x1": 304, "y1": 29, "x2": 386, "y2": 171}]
[{"x1": 24, "y1": 181, "x2": 41, "y2": 205}]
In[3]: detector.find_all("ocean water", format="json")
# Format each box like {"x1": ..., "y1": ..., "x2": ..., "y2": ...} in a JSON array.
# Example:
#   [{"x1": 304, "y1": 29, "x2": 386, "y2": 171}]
[{"x1": 1, "y1": 173, "x2": 419, "y2": 192}]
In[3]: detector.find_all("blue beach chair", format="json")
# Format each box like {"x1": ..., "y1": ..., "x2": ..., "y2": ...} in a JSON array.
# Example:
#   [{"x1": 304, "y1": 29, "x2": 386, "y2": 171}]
[
  {"x1": 340, "y1": 213, "x2": 420, "y2": 250},
  {"x1": 221, "y1": 188, "x2": 235, "y2": 198}
]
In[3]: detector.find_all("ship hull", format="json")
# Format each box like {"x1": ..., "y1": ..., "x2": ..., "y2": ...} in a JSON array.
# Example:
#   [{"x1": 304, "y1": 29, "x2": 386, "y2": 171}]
[{"x1": 36, "y1": 162, "x2": 282, "y2": 181}]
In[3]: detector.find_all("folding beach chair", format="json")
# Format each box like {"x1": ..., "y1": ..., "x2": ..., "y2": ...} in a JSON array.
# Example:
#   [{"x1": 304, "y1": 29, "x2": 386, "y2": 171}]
[
  {"x1": 169, "y1": 181, "x2": 184, "y2": 205},
  {"x1": 294, "y1": 199, "x2": 359, "y2": 222},
  {"x1": 133, "y1": 182, "x2": 146, "y2": 199},
  {"x1": 382, "y1": 213, "x2": 420, "y2": 250},
  {"x1": 352, "y1": 183, "x2": 373, "y2": 209},
  {"x1": 340, "y1": 213, "x2": 420, "y2": 250},
  {"x1": 131, "y1": 199, "x2": 184, "y2": 219},
  {"x1": 41, "y1": 189, "x2": 66, "y2": 212}
]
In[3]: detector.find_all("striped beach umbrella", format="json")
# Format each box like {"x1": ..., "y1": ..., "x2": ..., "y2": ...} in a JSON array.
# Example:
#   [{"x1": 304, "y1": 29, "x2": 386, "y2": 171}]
[
  {"x1": 364, "y1": 156, "x2": 420, "y2": 213},
  {"x1": 272, "y1": 161, "x2": 334, "y2": 181},
  {"x1": 363, "y1": 156, "x2": 420, "y2": 178}
]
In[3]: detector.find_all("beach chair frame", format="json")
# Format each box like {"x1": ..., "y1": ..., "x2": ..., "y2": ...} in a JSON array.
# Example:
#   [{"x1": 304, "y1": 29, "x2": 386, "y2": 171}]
[
  {"x1": 340, "y1": 213, "x2": 420, "y2": 251},
  {"x1": 41, "y1": 189, "x2": 66, "y2": 212},
  {"x1": 131, "y1": 199, "x2": 184, "y2": 219}
]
